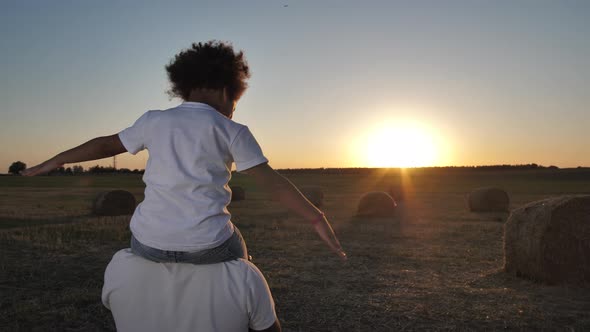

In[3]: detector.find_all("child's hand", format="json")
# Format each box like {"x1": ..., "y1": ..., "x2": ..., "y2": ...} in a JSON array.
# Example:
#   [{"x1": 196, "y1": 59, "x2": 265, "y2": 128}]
[
  {"x1": 313, "y1": 215, "x2": 347, "y2": 261},
  {"x1": 20, "y1": 158, "x2": 63, "y2": 176}
]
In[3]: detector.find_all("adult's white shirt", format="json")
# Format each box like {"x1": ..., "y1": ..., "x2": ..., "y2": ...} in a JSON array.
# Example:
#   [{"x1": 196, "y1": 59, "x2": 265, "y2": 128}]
[
  {"x1": 118, "y1": 102, "x2": 268, "y2": 251},
  {"x1": 102, "y1": 249, "x2": 277, "y2": 332}
]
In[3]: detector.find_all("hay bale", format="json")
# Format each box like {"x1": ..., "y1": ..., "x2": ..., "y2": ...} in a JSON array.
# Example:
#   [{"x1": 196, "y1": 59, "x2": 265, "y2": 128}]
[
  {"x1": 504, "y1": 195, "x2": 590, "y2": 285},
  {"x1": 388, "y1": 186, "x2": 405, "y2": 202},
  {"x1": 300, "y1": 186, "x2": 324, "y2": 208},
  {"x1": 93, "y1": 190, "x2": 136, "y2": 216},
  {"x1": 230, "y1": 186, "x2": 245, "y2": 202},
  {"x1": 468, "y1": 187, "x2": 509, "y2": 212},
  {"x1": 356, "y1": 192, "x2": 397, "y2": 217}
]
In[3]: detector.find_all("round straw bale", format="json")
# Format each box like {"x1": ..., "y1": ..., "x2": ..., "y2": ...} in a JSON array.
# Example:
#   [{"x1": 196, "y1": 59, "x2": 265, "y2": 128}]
[
  {"x1": 388, "y1": 186, "x2": 405, "y2": 202},
  {"x1": 230, "y1": 186, "x2": 245, "y2": 202},
  {"x1": 504, "y1": 195, "x2": 590, "y2": 285},
  {"x1": 93, "y1": 190, "x2": 136, "y2": 216},
  {"x1": 468, "y1": 187, "x2": 509, "y2": 212},
  {"x1": 356, "y1": 192, "x2": 397, "y2": 217},
  {"x1": 300, "y1": 186, "x2": 324, "y2": 208}
]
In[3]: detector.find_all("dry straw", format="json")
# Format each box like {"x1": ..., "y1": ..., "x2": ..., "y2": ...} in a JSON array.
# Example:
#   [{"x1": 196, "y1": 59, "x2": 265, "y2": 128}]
[
  {"x1": 504, "y1": 195, "x2": 590, "y2": 285},
  {"x1": 468, "y1": 187, "x2": 509, "y2": 212},
  {"x1": 230, "y1": 185, "x2": 246, "y2": 202},
  {"x1": 356, "y1": 191, "x2": 397, "y2": 217},
  {"x1": 93, "y1": 190, "x2": 136, "y2": 216},
  {"x1": 300, "y1": 186, "x2": 324, "y2": 208}
]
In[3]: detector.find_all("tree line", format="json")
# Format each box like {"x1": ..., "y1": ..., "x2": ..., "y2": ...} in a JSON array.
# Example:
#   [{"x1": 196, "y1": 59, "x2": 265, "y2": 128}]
[
  {"x1": 277, "y1": 163, "x2": 561, "y2": 175},
  {"x1": 7, "y1": 161, "x2": 144, "y2": 176}
]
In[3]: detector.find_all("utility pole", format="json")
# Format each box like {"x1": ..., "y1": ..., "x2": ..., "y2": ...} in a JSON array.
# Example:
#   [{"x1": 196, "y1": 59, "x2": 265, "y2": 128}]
[{"x1": 113, "y1": 155, "x2": 117, "y2": 170}]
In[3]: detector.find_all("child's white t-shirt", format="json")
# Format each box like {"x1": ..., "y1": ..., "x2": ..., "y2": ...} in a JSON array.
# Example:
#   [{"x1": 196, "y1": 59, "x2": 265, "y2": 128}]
[{"x1": 118, "y1": 102, "x2": 268, "y2": 251}]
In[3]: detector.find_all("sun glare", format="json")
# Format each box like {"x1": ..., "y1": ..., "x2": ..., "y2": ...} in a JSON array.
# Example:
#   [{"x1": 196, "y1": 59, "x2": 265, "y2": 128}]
[{"x1": 363, "y1": 123, "x2": 438, "y2": 168}]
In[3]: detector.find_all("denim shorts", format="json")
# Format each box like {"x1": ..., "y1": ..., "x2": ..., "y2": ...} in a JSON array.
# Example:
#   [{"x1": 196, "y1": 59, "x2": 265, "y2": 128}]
[{"x1": 130, "y1": 225, "x2": 248, "y2": 264}]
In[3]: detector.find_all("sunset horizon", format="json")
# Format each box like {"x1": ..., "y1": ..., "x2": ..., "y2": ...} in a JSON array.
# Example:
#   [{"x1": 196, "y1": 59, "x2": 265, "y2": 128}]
[
  {"x1": 2, "y1": 2, "x2": 590, "y2": 329},
  {"x1": 2, "y1": 2, "x2": 589, "y2": 172}
]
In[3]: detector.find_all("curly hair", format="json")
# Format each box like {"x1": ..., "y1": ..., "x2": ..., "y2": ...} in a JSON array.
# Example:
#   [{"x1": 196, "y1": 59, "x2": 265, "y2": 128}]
[{"x1": 165, "y1": 41, "x2": 251, "y2": 101}]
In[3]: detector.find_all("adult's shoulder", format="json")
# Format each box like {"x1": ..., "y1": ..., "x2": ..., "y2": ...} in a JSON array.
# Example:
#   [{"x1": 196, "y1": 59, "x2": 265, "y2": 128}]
[
  {"x1": 110, "y1": 248, "x2": 137, "y2": 262},
  {"x1": 106, "y1": 248, "x2": 146, "y2": 270},
  {"x1": 231, "y1": 259, "x2": 269, "y2": 283}
]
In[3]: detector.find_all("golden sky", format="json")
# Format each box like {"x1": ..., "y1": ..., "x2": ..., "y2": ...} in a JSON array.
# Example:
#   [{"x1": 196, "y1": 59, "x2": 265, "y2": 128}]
[{"x1": 2, "y1": 2, "x2": 589, "y2": 172}]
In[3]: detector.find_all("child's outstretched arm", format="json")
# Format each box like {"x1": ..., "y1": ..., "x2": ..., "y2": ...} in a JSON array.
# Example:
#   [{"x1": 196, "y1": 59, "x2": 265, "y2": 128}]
[
  {"x1": 241, "y1": 163, "x2": 346, "y2": 260},
  {"x1": 21, "y1": 134, "x2": 127, "y2": 176}
]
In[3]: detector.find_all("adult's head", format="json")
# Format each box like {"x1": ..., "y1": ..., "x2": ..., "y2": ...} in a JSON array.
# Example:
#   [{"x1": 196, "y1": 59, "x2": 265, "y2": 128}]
[
  {"x1": 102, "y1": 249, "x2": 280, "y2": 332},
  {"x1": 165, "y1": 40, "x2": 251, "y2": 119}
]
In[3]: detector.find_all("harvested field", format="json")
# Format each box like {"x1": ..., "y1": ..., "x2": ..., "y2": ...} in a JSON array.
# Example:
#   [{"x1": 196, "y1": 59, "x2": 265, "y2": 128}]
[
  {"x1": 230, "y1": 185, "x2": 246, "y2": 202},
  {"x1": 1, "y1": 169, "x2": 590, "y2": 331},
  {"x1": 356, "y1": 191, "x2": 397, "y2": 217},
  {"x1": 299, "y1": 186, "x2": 324, "y2": 208},
  {"x1": 468, "y1": 187, "x2": 510, "y2": 212},
  {"x1": 93, "y1": 190, "x2": 137, "y2": 216}
]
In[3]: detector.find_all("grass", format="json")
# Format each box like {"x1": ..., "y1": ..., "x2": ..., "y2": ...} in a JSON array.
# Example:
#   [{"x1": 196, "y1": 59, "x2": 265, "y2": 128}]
[{"x1": 1, "y1": 170, "x2": 590, "y2": 331}]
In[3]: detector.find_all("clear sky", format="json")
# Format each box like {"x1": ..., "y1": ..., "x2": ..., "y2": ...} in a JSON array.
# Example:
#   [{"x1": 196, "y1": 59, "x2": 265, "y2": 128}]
[{"x1": 1, "y1": 1, "x2": 589, "y2": 172}]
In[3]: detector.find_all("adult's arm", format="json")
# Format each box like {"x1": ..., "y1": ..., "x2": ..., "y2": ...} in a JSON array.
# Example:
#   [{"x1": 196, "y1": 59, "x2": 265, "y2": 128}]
[
  {"x1": 21, "y1": 134, "x2": 127, "y2": 176},
  {"x1": 241, "y1": 162, "x2": 346, "y2": 259}
]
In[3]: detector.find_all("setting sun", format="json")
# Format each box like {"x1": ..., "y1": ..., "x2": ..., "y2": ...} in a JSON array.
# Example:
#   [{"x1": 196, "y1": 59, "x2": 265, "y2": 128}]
[{"x1": 361, "y1": 122, "x2": 439, "y2": 168}]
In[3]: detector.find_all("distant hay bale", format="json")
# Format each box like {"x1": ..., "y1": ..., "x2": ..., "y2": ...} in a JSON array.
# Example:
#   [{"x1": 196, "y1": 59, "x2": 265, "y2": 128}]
[
  {"x1": 230, "y1": 186, "x2": 245, "y2": 202},
  {"x1": 93, "y1": 190, "x2": 136, "y2": 216},
  {"x1": 504, "y1": 195, "x2": 590, "y2": 285},
  {"x1": 300, "y1": 186, "x2": 324, "y2": 208},
  {"x1": 356, "y1": 192, "x2": 397, "y2": 217},
  {"x1": 388, "y1": 186, "x2": 405, "y2": 202},
  {"x1": 468, "y1": 187, "x2": 509, "y2": 212}
]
